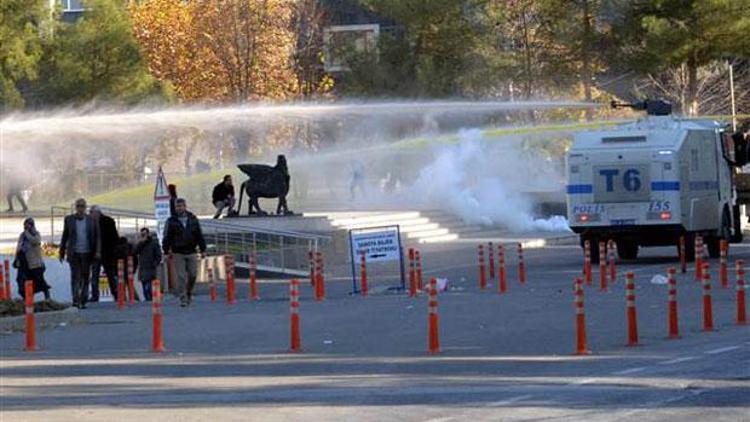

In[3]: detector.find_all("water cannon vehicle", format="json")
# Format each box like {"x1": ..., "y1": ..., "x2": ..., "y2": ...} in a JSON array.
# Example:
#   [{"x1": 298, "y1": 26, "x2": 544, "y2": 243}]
[{"x1": 566, "y1": 99, "x2": 750, "y2": 261}]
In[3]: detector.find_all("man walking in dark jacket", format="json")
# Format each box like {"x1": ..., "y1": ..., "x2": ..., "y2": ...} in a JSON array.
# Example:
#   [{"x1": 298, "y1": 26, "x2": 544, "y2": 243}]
[
  {"x1": 212, "y1": 175, "x2": 235, "y2": 218},
  {"x1": 135, "y1": 228, "x2": 161, "y2": 301},
  {"x1": 59, "y1": 198, "x2": 100, "y2": 308},
  {"x1": 89, "y1": 206, "x2": 119, "y2": 301},
  {"x1": 162, "y1": 198, "x2": 206, "y2": 306}
]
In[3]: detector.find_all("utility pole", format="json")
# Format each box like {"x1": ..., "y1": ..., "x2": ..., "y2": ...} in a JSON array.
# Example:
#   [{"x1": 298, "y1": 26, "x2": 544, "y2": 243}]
[{"x1": 728, "y1": 60, "x2": 737, "y2": 132}]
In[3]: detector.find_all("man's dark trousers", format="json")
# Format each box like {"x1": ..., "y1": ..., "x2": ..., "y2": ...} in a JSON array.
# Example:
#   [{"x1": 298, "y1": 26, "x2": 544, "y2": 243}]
[{"x1": 70, "y1": 252, "x2": 93, "y2": 306}]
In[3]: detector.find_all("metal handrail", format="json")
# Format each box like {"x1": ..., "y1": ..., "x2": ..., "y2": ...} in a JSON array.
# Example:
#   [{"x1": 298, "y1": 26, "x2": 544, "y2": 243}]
[
  {"x1": 49, "y1": 205, "x2": 329, "y2": 275},
  {"x1": 98, "y1": 206, "x2": 330, "y2": 241}
]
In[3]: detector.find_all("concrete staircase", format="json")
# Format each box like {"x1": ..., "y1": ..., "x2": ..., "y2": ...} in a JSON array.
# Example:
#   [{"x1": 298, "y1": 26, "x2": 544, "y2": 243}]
[{"x1": 304, "y1": 210, "x2": 509, "y2": 243}]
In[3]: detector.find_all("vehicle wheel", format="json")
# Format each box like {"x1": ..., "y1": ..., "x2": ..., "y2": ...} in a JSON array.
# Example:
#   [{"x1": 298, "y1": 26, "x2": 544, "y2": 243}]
[
  {"x1": 708, "y1": 210, "x2": 732, "y2": 258},
  {"x1": 618, "y1": 241, "x2": 638, "y2": 260},
  {"x1": 680, "y1": 233, "x2": 696, "y2": 262},
  {"x1": 731, "y1": 204, "x2": 743, "y2": 243},
  {"x1": 581, "y1": 236, "x2": 601, "y2": 264},
  {"x1": 707, "y1": 237, "x2": 720, "y2": 258}
]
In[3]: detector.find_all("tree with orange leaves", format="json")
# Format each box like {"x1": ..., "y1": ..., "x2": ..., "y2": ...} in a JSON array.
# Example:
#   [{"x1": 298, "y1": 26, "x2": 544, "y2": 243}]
[{"x1": 130, "y1": 0, "x2": 299, "y2": 103}]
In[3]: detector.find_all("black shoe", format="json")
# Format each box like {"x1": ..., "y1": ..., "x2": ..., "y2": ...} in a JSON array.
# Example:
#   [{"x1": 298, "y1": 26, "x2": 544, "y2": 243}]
[
  {"x1": 79, "y1": 304, "x2": 87, "y2": 309},
  {"x1": 180, "y1": 301, "x2": 187, "y2": 307}
]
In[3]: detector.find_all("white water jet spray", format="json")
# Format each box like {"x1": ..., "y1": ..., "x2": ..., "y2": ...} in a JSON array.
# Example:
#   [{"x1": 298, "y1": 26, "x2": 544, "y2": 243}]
[
  {"x1": 0, "y1": 99, "x2": 592, "y2": 229},
  {"x1": 0, "y1": 100, "x2": 593, "y2": 143}
]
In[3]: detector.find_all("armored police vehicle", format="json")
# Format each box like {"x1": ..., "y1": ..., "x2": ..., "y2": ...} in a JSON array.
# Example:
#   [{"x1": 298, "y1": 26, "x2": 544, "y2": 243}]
[{"x1": 566, "y1": 100, "x2": 748, "y2": 261}]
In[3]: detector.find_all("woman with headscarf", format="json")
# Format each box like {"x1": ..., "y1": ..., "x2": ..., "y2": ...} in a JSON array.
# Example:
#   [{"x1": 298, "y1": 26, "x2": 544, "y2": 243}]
[{"x1": 14, "y1": 217, "x2": 51, "y2": 300}]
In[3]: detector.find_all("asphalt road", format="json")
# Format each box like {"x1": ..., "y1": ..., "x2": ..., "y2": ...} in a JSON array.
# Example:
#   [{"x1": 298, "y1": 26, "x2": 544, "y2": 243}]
[{"x1": 1, "y1": 242, "x2": 748, "y2": 421}]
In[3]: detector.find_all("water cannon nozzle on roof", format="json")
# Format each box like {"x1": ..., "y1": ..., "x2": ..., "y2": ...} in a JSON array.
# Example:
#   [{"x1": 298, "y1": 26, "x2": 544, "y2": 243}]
[{"x1": 610, "y1": 99, "x2": 672, "y2": 116}]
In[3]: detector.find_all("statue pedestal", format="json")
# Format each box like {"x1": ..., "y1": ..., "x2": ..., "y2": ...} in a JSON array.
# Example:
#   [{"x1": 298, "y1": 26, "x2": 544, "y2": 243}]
[{"x1": 200, "y1": 215, "x2": 333, "y2": 233}]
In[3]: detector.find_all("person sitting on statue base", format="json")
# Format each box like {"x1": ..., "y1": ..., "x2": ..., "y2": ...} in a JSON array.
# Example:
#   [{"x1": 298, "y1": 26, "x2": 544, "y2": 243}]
[{"x1": 212, "y1": 175, "x2": 236, "y2": 219}]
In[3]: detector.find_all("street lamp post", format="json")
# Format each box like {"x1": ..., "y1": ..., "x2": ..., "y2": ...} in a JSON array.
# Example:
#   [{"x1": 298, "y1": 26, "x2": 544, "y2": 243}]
[{"x1": 728, "y1": 60, "x2": 737, "y2": 132}]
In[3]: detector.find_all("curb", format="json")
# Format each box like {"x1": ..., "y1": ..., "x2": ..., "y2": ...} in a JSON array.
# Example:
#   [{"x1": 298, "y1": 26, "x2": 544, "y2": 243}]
[
  {"x1": 0, "y1": 307, "x2": 82, "y2": 333},
  {"x1": 544, "y1": 234, "x2": 580, "y2": 246}
]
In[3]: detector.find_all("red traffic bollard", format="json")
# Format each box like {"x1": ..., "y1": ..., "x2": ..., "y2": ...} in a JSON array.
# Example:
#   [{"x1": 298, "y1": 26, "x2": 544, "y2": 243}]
[
  {"x1": 249, "y1": 251, "x2": 259, "y2": 301},
  {"x1": 427, "y1": 278, "x2": 440, "y2": 354},
  {"x1": 24, "y1": 280, "x2": 37, "y2": 352},
  {"x1": 289, "y1": 279, "x2": 302, "y2": 353},
  {"x1": 360, "y1": 250, "x2": 369, "y2": 297},
  {"x1": 573, "y1": 277, "x2": 589, "y2": 355},
  {"x1": 666, "y1": 268, "x2": 680, "y2": 339},
  {"x1": 625, "y1": 272, "x2": 639, "y2": 346},
  {"x1": 151, "y1": 279, "x2": 166, "y2": 352}
]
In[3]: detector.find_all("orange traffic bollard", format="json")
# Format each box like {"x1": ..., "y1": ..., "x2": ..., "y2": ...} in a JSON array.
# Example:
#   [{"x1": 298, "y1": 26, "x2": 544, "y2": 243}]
[
  {"x1": 360, "y1": 250, "x2": 369, "y2": 297},
  {"x1": 24, "y1": 280, "x2": 37, "y2": 351},
  {"x1": 225, "y1": 255, "x2": 237, "y2": 305},
  {"x1": 599, "y1": 241, "x2": 608, "y2": 292},
  {"x1": 488, "y1": 242, "x2": 495, "y2": 279},
  {"x1": 415, "y1": 250, "x2": 424, "y2": 292},
  {"x1": 289, "y1": 279, "x2": 302, "y2": 353},
  {"x1": 517, "y1": 243, "x2": 526, "y2": 285},
  {"x1": 720, "y1": 240, "x2": 729, "y2": 288},
  {"x1": 117, "y1": 259, "x2": 125, "y2": 310},
  {"x1": 583, "y1": 240, "x2": 592, "y2": 286},
  {"x1": 0, "y1": 266, "x2": 6, "y2": 300},
  {"x1": 249, "y1": 250, "x2": 259, "y2": 301},
  {"x1": 702, "y1": 263, "x2": 713, "y2": 331},
  {"x1": 736, "y1": 260, "x2": 747, "y2": 325},
  {"x1": 498, "y1": 244, "x2": 507, "y2": 294},
  {"x1": 608, "y1": 240, "x2": 617, "y2": 284},
  {"x1": 625, "y1": 272, "x2": 639, "y2": 346},
  {"x1": 679, "y1": 235, "x2": 687, "y2": 274},
  {"x1": 408, "y1": 248, "x2": 417, "y2": 297},
  {"x1": 667, "y1": 267, "x2": 680, "y2": 339},
  {"x1": 478, "y1": 245, "x2": 487, "y2": 290},
  {"x1": 695, "y1": 236, "x2": 704, "y2": 281},
  {"x1": 308, "y1": 249, "x2": 315, "y2": 287},
  {"x1": 127, "y1": 256, "x2": 136, "y2": 305},
  {"x1": 573, "y1": 277, "x2": 589, "y2": 355},
  {"x1": 315, "y1": 252, "x2": 325, "y2": 301},
  {"x1": 427, "y1": 278, "x2": 440, "y2": 354},
  {"x1": 151, "y1": 279, "x2": 166, "y2": 352},
  {"x1": 208, "y1": 267, "x2": 217, "y2": 302},
  {"x1": 4, "y1": 260, "x2": 11, "y2": 300}
]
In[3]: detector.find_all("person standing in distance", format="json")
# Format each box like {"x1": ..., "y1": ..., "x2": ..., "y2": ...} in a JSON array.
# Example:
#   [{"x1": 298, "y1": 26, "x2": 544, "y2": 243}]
[
  {"x1": 88, "y1": 206, "x2": 119, "y2": 302},
  {"x1": 59, "y1": 198, "x2": 100, "y2": 309},
  {"x1": 135, "y1": 228, "x2": 162, "y2": 301},
  {"x1": 162, "y1": 198, "x2": 206, "y2": 307},
  {"x1": 212, "y1": 175, "x2": 236, "y2": 218}
]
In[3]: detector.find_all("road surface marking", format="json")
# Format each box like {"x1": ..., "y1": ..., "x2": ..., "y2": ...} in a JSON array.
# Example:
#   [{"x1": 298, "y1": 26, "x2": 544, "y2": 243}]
[
  {"x1": 611, "y1": 367, "x2": 647, "y2": 375},
  {"x1": 484, "y1": 394, "x2": 533, "y2": 407},
  {"x1": 568, "y1": 378, "x2": 597, "y2": 386},
  {"x1": 659, "y1": 356, "x2": 696, "y2": 365},
  {"x1": 704, "y1": 346, "x2": 740, "y2": 355}
]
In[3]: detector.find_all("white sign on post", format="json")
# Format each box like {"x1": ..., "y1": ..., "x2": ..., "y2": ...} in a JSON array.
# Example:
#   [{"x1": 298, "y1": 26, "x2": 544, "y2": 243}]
[
  {"x1": 154, "y1": 167, "x2": 171, "y2": 246},
  {"x1": 350, "y1": 227, "x2": 401, "y2": 263}
]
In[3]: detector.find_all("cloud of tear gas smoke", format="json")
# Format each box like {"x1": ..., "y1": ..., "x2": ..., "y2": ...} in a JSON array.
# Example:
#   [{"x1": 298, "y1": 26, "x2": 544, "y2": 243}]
[{"x1": 404, "y1": 129, "x2": 571, "y2": 232}]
